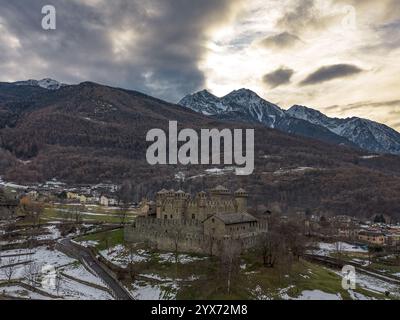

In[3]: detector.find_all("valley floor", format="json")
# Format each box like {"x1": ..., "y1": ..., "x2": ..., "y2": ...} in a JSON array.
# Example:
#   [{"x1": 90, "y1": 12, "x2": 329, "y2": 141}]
[{"x1": 1, "y1": 210, "x2": 399, "y2": 300}]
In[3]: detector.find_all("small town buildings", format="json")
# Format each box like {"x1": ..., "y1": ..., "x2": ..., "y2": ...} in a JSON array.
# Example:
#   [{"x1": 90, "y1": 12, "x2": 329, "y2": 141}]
[
  {"x1": 100, "y1": 195, "x2": 117, "y2": 207},
  {"x1": 358, "y1": 230, "x2": 386, "y2": 245}
]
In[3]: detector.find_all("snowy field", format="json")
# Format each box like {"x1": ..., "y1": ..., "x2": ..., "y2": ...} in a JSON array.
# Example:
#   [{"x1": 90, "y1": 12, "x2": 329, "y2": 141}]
[
  {"x1": 331, "y1": 269, "x2": 400, "y2": 299},
  {"x1": 312, "y1": 242, "x2": 368, "y2": 256},
  {"x1": 99, "y1": 245, "x2": 208, "y2": 268},
  {"x1": 0, "y1": 246, "x2": 113, "y2": 300}
]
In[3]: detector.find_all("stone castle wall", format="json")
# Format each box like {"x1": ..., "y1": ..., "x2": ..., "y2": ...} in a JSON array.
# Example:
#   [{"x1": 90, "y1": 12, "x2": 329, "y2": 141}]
[
  {"x1": 124, "y1": 216, "x2": 268, "y2": 255},
  {"x1": 125, "y1": 217, "x2": 211, "y2": 254}
]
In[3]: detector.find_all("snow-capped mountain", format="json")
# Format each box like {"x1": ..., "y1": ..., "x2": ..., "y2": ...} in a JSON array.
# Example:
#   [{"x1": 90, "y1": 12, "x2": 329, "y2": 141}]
[
  {"x1": 179, "y1": 89, "x2": 355, "y2": 148},
  {"x1": 13, "y1": 78, "x2": 66, "y2": 90},
  {"x1": 288, "y1": 105, "x2": 400, "y2": 154},
  {"x1": 180, "y1": 88, "x2": 284, "y2": 128},
  {"x1": 179, "y1": 89, "x2": 400, "y2": 155}
]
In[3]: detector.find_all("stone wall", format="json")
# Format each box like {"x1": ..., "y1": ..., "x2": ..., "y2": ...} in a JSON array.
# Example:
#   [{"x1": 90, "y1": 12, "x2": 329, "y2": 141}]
[{"x1": 124, "y1": 216, "x2": 268, "y2": 256}]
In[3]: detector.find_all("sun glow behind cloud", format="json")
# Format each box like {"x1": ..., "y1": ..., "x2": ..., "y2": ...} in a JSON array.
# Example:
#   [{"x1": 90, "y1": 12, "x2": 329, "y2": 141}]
[
  {"x1": 200, "y1": 0, "x2": 400, "y2": 129},
  {"x1": 0, "y1": 0, "x2": 399, "y2": 130}
]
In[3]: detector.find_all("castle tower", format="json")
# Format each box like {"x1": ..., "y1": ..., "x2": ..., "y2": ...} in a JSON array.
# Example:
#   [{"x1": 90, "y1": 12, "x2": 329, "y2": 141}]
[
  {"x1": 195, "y1": 191, "x2": 207, "y2": 220},
  {"x1": 173, "y1": 190, "x2": 188, "y2": 220},
  {"x1": 234, "y1": 188, "x2": 248, "y2": 213},
  {"x1": 210, "y1": 185, "x2": 230, "y2": 201},
  {"x1": 156, "y1": 189, "x2": 167, "y2": 218}
]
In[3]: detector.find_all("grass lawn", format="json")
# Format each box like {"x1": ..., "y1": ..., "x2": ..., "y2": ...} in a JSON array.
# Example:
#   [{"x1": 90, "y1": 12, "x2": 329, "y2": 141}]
[
  {"x1": 76, "y1": 228, "x2": 125, "y2": 250},
  {"x1": 42, "y1": 204, "x2": 137, "y2": 224}
]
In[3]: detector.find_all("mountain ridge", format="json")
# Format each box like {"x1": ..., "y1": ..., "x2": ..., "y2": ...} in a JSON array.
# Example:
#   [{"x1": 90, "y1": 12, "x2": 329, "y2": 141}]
[
  {"x1": 179, "y1": 89, "x2": 400, "y2": 155},
  {"x1": 1, "y1": 80, "x2": 400, "y2": 219}
]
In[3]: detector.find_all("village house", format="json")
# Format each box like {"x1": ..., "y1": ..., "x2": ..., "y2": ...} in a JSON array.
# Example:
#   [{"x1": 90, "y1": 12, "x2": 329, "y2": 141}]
[
  {"x1": 100, "y1": 195, "x2": 118, "y2": 207},
  {"x1": 358, "y1": 230, "x2": 386, "y2": 245}
]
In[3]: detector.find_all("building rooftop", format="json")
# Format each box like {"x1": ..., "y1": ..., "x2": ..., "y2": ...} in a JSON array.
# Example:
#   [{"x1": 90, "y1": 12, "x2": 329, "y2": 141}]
[
  {"x1": 213, "y1": 212, "x2": 257, "y2": 225},
  {"x1": 212, "y1": 185, "x2": 229, "y2": 192}
]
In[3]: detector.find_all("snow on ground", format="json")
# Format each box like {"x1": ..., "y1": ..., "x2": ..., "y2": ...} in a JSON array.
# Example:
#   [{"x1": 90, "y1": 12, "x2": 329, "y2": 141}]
[
  {"x1": 0, "y1": 246, "x2": 114, "y2": 300},
  {"x1": 312, "y1": 242, "x2": 368, "y2": 256},
  {"x1": 278, "y1": 285, "x2": 295, "y2": 299},
  {"x1": 355, "y1": 273, "x2": 400, "y2": 298},
  {"x1": 360, "y1": 155, "x2": 380, "y2": 159},
  {"x1": 40, "y1": 274, "x2": 113, "y2": 300},
  {"x1": 0, "y1": 285, "x2": 50, "y2": 300},
  {"x1": 331, "y1": 269, "x2": 400, "y2": 299},
  {"x1": 131, "y1": 279, "x2": 178, "y2": 300},
  {"x1": 60, "y1": 264, "x2": 105, "y2": 287},
  {"x1": 251, "y1": 285, "x2": 271, "y2": 300},
  {"x1": 351, "y1": 258, "x2": 371, "y2": 267},
  {"x1": 348, "y1": 290, "x2": 373, "y2": 300},
  {"x1": 157, "y1": 252, "x2": 208, "y2": 264},
  {"x1": 77, "y1": 240, "x2": 99, "y2": 248},
  {"x1": 131, "y1": 282, "x2": 165, "y2": 300},
  {"x1": 273, "y1": 167, "x2": 315, "y2": 175},
  {"x1": 36, "y1": 225, "x2": 61, "y2": 241},
  {"x1": 99, "y1": 245, "x2": 208, "y2": 268},
  {"x1": 0, "y1": 246, "x2": 75, "y2": 281},
  {"x1": 295, "y1": 290, "x2": 342, "y2": 300},
  {"x1": 204, "y1": 167, "x2": 235, "y2": 175},
  {"x1": 99, "y1": 245, "x2": 143, "y2": 268},
  {"x1": 279, "y1": 286, "x2": 342, "y2": 300}
]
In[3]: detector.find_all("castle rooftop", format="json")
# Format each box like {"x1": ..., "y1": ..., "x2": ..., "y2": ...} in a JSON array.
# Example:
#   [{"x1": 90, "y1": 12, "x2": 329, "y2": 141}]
[{"x1": 212, "y1": 212, "x2": 257, "y2": 225}]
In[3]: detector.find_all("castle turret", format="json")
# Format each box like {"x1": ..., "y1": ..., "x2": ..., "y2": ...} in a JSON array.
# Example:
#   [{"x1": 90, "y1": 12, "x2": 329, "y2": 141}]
[
  {"x1": 234, "y1": 188, "x2": 248, "y2": 212},
  {"x1": 210, "y1": 185, "x2": 230, "y2": 201},
  {"x1": 156, "y1": 189, "x2": 167, "y2": 218}
]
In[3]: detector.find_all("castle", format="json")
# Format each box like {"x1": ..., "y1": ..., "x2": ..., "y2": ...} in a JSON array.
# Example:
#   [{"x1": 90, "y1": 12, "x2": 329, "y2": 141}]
[{"x1": 124, "y1": 186, "x2": 268, "y2": 255}]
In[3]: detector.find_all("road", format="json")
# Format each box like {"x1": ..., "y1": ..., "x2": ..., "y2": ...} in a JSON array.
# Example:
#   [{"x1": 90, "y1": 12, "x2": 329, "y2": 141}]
[{"x1": 58, "y1": 239, "x2": 133, "y2": 300}]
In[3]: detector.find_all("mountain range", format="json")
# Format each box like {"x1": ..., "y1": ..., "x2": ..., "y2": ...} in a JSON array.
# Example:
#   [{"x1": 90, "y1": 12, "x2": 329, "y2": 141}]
[
  {"x1": 1, "y1": 79, "x2": 400, "y2": 219},
  {"x1": 179, "y1": 89, "x2": 400, "y2": 155}
]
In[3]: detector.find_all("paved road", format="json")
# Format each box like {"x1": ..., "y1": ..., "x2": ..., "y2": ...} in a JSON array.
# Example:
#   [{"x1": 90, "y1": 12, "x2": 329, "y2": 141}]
[{"x1": 58, "y1": 239, "x2": 133, "y2": 300}]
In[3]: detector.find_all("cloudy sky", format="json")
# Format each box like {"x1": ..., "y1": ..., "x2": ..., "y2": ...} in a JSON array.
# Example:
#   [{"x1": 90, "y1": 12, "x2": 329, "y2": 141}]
[{"x1": 0, "y1": 0, "x2": 399, "y2": 130}]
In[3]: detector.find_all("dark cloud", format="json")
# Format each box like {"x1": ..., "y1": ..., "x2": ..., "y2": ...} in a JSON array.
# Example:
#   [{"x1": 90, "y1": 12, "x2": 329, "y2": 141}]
[
  {"x1": 300, "y1": 64, "x2": 363, "y2": 86},
  {"x1": 262, "y1": 67, "x2": 294, "y2": 88},
  {"x1": 0, "y1": 0, "x2": 241, "y2": 102},
  {"x1": 277, "y1": 0, "x2": 339, "y2": 34},
  {"x1": 260, "y1": 32, "x2": 301, "y2": 49},
  {"x1": 326, "y1": 99, "x2": 400, "y2": 112}
]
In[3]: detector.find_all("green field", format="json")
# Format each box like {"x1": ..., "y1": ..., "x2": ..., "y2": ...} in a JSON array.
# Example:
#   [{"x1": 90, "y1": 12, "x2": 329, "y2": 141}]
[
  {"x1": 76, "y1": 228, "x2": 125, "y2": 250},
  {"x1": 72, "y1": 230, "x2": 394, "y2": 300},
  {"x1": 42, "y1": 203, "x2": 138, "y2": 224}
]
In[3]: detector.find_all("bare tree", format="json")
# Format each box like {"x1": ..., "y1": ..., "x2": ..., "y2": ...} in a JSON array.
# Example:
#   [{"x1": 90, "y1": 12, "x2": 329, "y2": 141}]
[
  {"x1": 219, "y1": 238, "x2": 241, "y2": 294},
  {"x1": 257, "y1": 231, "x2": 283, "y2": 268},
  {"x1": 1, "y1": 257, "x2": 17, "y2": 282},
  {"x1": 172, "y1": 225, "x2": 184, "y2": 264},
  {"x1": 116, "y1": 181, "x2": 133, "y2": 225},
  {"x1": 127, "y1": 244, "x2": 138, "y2": 280},
  {"x1": 279, "y1": 220, "x2": 306, "y2": 261},
  {"x1": 24, "y1": 262, "x2": 41, "y2": 287},
  {"x1": 55, "y1": 272, "x2": 63, "y2": 296}
]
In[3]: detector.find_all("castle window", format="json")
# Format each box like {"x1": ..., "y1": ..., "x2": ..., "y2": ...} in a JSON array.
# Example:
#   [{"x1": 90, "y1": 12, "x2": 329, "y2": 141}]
[
  {"x1": 212, "y1": 218, "x2": 215, "y2": 223},
  {"x1": 170, "y1": 215, "x2": 173, "y2": 219},
  {"x1": 164, "y1": 215, "x2": 167, "y2": 219},
  {"x1": 192, "y1": 214, "x2": 195, "y2": 220}
]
